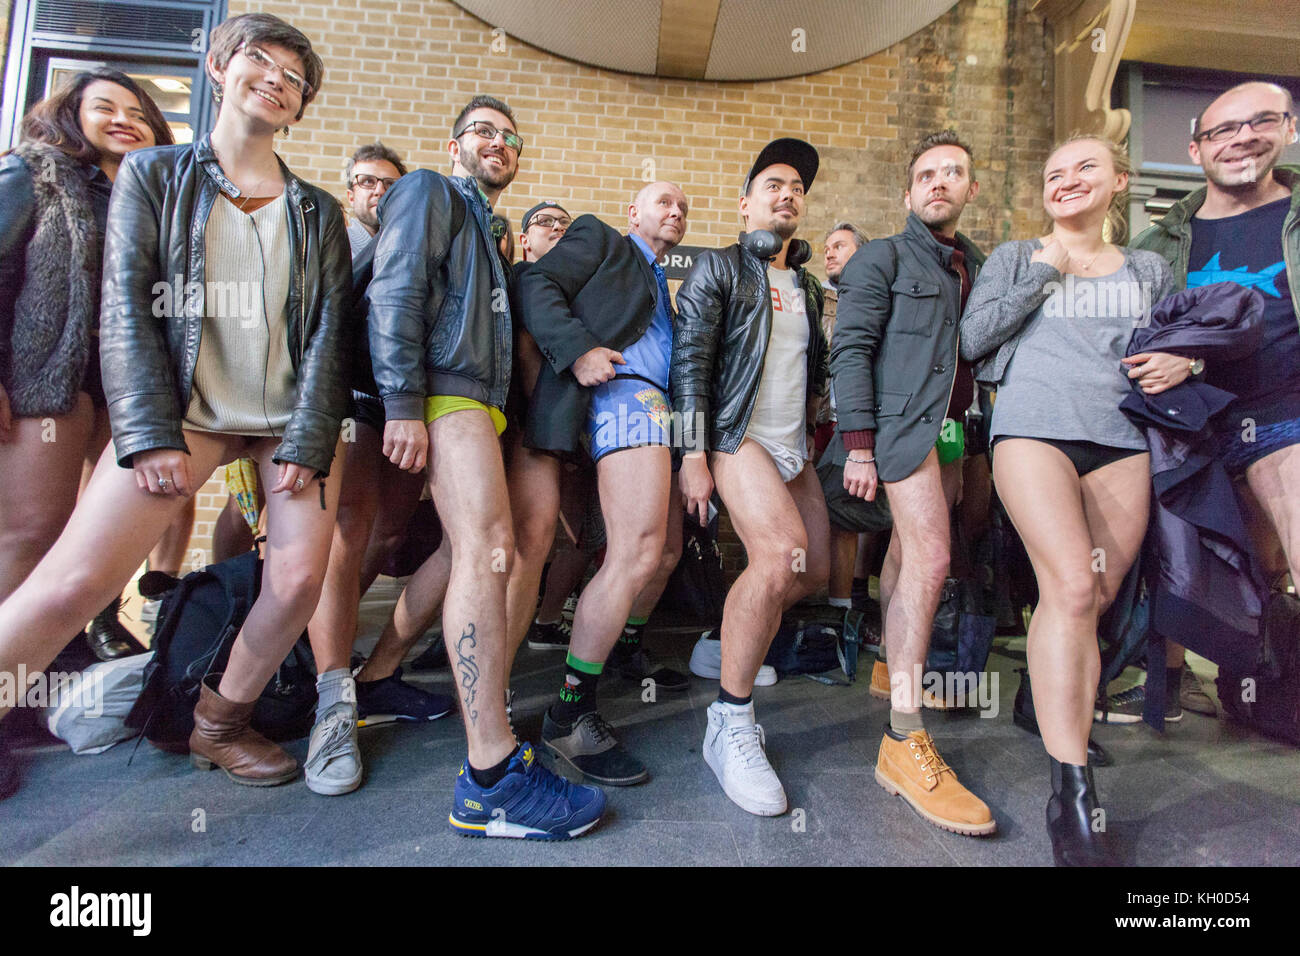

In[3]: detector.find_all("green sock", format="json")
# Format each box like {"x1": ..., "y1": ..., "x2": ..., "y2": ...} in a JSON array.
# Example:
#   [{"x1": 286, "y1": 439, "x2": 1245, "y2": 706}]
[{"x1": 552, "y1": 652, "x2": 603, "y2": 724}]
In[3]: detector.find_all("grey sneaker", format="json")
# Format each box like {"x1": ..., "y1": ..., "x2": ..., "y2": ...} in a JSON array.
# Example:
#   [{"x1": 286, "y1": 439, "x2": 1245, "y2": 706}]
[
  {"x1": 1179, "y1": 667, "x2": 1218, "y2": 716},
  {"x1": 541, "y1": 709, "x2": 648, "y2": 786},
  {"x1": 305, "y1": 697, "x2": 362, "y2": 796}
]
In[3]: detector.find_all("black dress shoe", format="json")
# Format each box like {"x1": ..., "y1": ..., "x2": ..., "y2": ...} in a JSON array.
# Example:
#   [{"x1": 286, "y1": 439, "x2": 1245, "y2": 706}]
[
  {"x1": 1047, "y1": 756, "x2": 1116, "y2": 866},
  {"x1": 1013, "y1": 668, "x2": 1112, "y2": 767},
  {"x1": 84, "y1": 598, "x2": 147, "y2": 662}
]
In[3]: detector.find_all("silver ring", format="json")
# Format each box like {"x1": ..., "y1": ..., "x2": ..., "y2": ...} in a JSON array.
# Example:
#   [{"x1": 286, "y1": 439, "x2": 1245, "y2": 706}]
[
  {"x1": 157, "y1": 478, "x2": 168, "y2": 490},
  {"x1": 294, "y1": 477, "x2": 304, "y2": 491}
]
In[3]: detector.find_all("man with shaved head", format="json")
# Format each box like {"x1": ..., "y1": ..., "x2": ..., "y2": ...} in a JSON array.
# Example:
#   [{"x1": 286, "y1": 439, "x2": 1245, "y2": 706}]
[
  {"x1": 1130, "y1": 81, "x2": 1300, "y2": 722},
  {"x1": 513, "y1": 182, "x2": 691, "y2": 784}
]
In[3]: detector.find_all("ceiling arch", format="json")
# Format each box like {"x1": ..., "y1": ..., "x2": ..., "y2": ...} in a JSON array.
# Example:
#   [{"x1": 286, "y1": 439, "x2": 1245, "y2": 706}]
[{"x1": 452, "y1": 0, "x2": 961, "y2": 80}]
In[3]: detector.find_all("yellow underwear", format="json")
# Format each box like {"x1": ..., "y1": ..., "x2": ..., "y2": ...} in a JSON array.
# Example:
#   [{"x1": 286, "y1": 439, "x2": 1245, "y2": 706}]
[{"x1": 423, "y1": 395, "x2": 507, "y2": 435}]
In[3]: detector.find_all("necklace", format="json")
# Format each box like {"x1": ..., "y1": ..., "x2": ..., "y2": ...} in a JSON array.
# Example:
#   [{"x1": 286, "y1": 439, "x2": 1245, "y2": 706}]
[{"x1": 1077, "y1": 243, "x2": 1107, "y2": 272}]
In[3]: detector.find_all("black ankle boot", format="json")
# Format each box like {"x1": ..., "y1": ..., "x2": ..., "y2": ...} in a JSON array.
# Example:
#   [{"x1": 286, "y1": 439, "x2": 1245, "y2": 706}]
[
  {"x1": 85, "y1": 598, "x2": 147, "y2": 662},
  {"x1": 1047, "y1": 756, "x2": 1115, "y2": 866},
  {"x1": 1013, "y1": 668, "x2": 1112, "y2": 767}
]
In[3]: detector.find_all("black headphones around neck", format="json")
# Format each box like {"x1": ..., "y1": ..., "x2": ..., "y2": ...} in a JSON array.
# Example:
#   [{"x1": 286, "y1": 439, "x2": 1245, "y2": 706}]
[{"x1": 739, "y1": 229, "x2": 812, "y2": 269}]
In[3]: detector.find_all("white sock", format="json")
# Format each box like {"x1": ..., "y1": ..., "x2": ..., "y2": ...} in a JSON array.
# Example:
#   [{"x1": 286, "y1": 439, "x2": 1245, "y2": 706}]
[{"x1": 828, "y1": 597, "x2": 852, "y2": 609}]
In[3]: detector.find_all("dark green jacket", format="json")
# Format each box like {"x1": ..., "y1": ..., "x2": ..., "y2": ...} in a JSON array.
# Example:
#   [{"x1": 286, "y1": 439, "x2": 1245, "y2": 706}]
[{"x1": 1131, "y1": 164, "x2": 1300, "y2": 329}]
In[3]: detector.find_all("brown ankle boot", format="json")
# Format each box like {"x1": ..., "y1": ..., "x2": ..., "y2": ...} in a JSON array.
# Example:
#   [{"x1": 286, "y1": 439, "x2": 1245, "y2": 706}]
[
  {"x1": 189, "y1": 675, "x2": 299, "y2": 786},
  {"x1": 875, "y1": 725, "x2": 996, "y2": 836}
]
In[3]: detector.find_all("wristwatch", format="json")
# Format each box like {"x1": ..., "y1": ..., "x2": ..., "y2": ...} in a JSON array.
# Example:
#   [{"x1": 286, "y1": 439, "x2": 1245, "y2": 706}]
[{"x1": 1188, "y1": 357, "x2": 1205, "y2": 376}]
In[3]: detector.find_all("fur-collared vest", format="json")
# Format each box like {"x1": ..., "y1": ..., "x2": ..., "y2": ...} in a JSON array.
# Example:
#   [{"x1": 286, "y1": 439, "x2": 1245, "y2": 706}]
[{"x1": 3, "y1": 143, "x2": 99, "y2": 417}]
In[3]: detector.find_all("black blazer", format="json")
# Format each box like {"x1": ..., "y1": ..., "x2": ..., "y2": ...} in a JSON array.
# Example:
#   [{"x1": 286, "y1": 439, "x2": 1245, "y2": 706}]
[{"x1": 517, "y1": 214, "x2": 660, "y2": 453}]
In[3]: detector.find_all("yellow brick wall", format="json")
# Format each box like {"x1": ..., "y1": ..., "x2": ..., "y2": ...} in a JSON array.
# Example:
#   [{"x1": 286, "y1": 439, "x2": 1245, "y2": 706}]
[{"x1": 177, "y1": 0, "x2": 1053, "y2": 571}]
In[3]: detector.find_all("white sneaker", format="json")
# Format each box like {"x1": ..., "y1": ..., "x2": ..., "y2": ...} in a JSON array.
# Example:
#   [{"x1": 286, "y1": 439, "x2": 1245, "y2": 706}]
[
  {"x1": 305, "y1": 681, "x2": 362, "y2": 797},
  {"x1": 703, "y1": 700, "x2": 787, "y2": 816},
  {"x1": 688, "y1": 631, "x2": 777, "y2": 686}
]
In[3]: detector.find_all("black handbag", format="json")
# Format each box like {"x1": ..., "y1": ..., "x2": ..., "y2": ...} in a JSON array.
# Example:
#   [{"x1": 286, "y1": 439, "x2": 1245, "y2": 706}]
[
  {"x1": 658, "y1": 508, "x2": 727, "y2": 626},
  {"x1": 1218, "y1": 589, "x2": 1300, "y2": 746}
]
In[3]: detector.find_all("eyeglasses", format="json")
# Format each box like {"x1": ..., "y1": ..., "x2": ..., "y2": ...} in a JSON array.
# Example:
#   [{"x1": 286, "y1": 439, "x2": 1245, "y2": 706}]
[
  {"x1": 454, "y1": 120, "x2": 524, "y2": 155},
  {"x1": 526, "y1": 213, "x2": 571, "y2": 231},
  {"x1": 351, "y1": 174, "x2": 397, "y2": 191},
  {"x1": 1195, "y1": 111, "x2": 1291, "y2": 144},
  {"x1": 238, "y1": 43, "x2": 312, "y2": 100}
]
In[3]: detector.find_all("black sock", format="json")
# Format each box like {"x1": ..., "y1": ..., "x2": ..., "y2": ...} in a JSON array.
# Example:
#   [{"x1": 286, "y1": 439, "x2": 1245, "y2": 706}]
[
  {"x1": 1166, "y1": 664, "x2": 1183, "y2": 691},
  {"x1": 469, "y1": 743, "x2": 520, "y2": 788},
  {"x1": 551, "y1": 667, "x2": 601, "y2": 724},
  {"x1": 717, "y1": 685, "x2": 752, "y2": 707}
]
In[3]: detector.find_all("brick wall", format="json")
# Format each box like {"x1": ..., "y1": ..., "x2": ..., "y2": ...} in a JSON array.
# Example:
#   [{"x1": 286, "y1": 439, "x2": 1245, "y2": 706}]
[{"x1": 181, "y1": 0, "x2": 1053, "y2": 571}]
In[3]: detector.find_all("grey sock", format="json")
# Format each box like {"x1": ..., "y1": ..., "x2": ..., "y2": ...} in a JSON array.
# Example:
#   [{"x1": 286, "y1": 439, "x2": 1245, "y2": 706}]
[
  {"x1": 316, "y1": 668, "x2": 355, "y2": 718},
  {"x1": 890, "y1": 708, "x2": 924, "y2": 735}
]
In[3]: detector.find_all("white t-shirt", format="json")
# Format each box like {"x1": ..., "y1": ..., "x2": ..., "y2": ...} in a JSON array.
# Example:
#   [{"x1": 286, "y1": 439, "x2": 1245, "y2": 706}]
[{"x1": 745, "y1": 266, "x2": 809, "y2": 465}]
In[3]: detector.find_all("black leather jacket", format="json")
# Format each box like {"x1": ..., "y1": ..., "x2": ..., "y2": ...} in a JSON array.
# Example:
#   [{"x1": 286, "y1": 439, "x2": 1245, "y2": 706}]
[
  {"x1": 99, "y1": 136, "x2": 353, "y2": 475},
  {"x1": 366, "y1": 170, "x2": 512, "y2": 421},
  {"x1": 671, "y1": 242, "x2": 828, "y2": 454}
]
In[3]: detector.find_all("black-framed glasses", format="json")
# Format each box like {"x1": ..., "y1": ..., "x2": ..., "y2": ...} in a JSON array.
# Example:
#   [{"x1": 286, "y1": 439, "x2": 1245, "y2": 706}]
[
  {"x1": 238, "y1": 43, "x2": 312, "y2": 99},
  {"x1": 351, "y1": 174, "x2": 397, "y2": 191},
  {"x1": 1195, "y1": 111, "x2": 1291, "y2": 144},
  {"x1": 526, "y1": 213, "x2": 571, "y2": 231},
  {"x1": 454, "y1": 120, "x2": 524, "y2": 155}
]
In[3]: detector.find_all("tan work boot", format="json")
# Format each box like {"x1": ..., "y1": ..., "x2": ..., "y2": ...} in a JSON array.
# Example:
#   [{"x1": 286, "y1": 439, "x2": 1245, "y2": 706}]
[
  {"x1": 875, "y1": 726, "x2": 995, "y2": 836},
  {"x1": 869, "y1": 659, "x2": 890, "y2": 700},
  {"x1": 189, "y1": 675, "x2": 299, "y2": 786}
]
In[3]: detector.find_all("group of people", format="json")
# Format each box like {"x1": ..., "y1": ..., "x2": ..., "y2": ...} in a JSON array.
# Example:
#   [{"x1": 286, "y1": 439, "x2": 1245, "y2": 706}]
[{"x1": 0, "y1": 11, "x2": 1295, "y2": 865}]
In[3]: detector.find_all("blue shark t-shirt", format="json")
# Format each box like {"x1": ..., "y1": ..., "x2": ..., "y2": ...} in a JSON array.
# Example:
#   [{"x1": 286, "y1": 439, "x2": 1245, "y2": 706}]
[{"x1": 1188, "y1": 196, "x2": 1299, "y2": 424}]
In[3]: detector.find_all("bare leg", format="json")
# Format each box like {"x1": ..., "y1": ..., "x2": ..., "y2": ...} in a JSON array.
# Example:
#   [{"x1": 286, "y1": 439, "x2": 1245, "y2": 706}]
[
  {"x1": 1242, "y1": 443, "x2": 1300, "y2": 584},
  {"x1": 994, "y1": 441, "x2": 1148, "y2": 764},
  {"x1": 538, "y1": 545, "x2": 593, "y2": 622},
  {"x1": 0, "y1": 431, "x2": 230, "y2": 722},
  {"x1": 503, "y1": 433, "x2": 561, "y2": 673},
  {"x1": 568, "y1": 446, "x2": 670, "y2": 664},
  {"x1": 150, "y1": 499, "x2": 197, "y2": 576},
  {"x1": 782, "y1": 462, "x2": 832, "y2": 607},
  {"x1": 213, "y1": 492, "x2": 257, "y2": 562},
  {"x1": 218, "y1": 437, "x2": 344, "y2": 703},
  {"x1": 829, "y1": 526, "x2": 861, "y2": 601},
  {"x1": 357, "y1": 536, "x2": 452, "y2": 682},
  {"x1": 0, "y1": 395, "x2": 94, "y2": 603},
  {"x1": 879, "y1": 449, "x2": 950, "y2": 712},
  {"x1": 305, "y1": 424, "x2": 381, "y2": 675},
  {"x1": 355, "y1": 467, "x2": 425, "y2": 596},
  {"x1": 629, "y1": 491, "x2": 684, "y2": 620},
  {"x1": 709, "y1": 440, "x2": 809, "y2": 697},
  {"x1": 423, "y1": 409, "x2": 515, "y2": 768}
]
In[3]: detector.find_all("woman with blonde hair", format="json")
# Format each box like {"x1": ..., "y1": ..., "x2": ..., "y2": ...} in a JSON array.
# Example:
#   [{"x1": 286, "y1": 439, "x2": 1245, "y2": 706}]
[
  {"x1": 961, "y1": 135, "x2": 1184, "y2": 865},
  {"x1": 0, "y1": 13, "x2": 353, "y2": 799}
]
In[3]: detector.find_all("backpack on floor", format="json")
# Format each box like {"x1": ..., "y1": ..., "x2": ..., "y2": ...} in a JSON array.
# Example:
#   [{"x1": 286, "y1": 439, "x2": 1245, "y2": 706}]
[
  {"x1": 1218, "y1": 590, "x2": 1300, "y2": 747},
  {"x1": 125, "y1": 548, "x2": 317, "y2": 751},
  {"x1": 766, "y1": 605, "x2": 864, "y2": 684},
  {"x1": 923, "y1": 576, "x2": 996, "y2": 706}
]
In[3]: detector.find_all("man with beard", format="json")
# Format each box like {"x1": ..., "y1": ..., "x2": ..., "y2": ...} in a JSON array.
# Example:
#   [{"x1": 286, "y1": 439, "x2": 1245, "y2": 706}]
[
  {"x1": 345, "y1": 142, "x2": 405, "y2": 257},
  {"x1": 1122, "y1": 82, "x2": 1300, "y2": 721},
  {"x1": 832, "y1": 129, "x2": 995, "y2": 836},
  {"x1": 367, "y1": 96, "x2": 606, "y2": 839},
  {"x1": 673, "y1": 139, "x2": 831, "y2": 816}
]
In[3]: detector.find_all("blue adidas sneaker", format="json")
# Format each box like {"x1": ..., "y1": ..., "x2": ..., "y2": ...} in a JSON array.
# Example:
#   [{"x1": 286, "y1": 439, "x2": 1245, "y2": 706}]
[{"x1": 449, "y1": 742, "x2": 607, "y2": 840}]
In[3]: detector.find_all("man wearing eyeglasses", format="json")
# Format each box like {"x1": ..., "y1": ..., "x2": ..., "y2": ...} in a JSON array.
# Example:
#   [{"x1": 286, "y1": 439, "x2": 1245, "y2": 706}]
[
  {"x1": 519, "y1": 201, "x2": 571, "y2": 263},
  {"x1": 1130, "y1": 81, "x2": 1300, "y2": 723},
  {"x1": 366, "y1": 95, "x2": 607, "y2": 839},
  {"x1": 345, "y1": 142, "x2": 406, "y2": 257}
]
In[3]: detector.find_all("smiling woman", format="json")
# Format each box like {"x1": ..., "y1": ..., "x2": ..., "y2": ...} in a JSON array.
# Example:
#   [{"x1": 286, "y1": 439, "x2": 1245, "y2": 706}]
[
  {"x1": 0, "y1": 68, "x2": 173, "y2": 670},
  {"x1": 0, "y1": 13, "x2": 355, "y2": 801}
]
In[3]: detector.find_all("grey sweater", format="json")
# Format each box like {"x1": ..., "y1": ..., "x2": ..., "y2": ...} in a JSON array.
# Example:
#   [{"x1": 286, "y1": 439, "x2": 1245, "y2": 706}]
[{"x1": 960, "y1": 238, "x2": 1174, "y2": 383}]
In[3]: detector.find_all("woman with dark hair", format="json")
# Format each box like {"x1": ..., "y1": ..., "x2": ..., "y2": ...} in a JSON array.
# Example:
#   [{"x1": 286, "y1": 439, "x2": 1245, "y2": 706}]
[
  {"x1": 0, "y1": 68, "x2": 173, "y2": 665},
  {"x1": 961, "y1": 136, "x2": 1181, "y2": 865},
  {"x1": 0, "y1": 13, "x2": 353, "y2": 800}
]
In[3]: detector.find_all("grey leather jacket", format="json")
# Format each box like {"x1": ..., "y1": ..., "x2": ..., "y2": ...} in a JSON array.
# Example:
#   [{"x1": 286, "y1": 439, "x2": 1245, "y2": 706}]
[{"x1": 99, "y1": 136, "x2": 353, "y2": 475}]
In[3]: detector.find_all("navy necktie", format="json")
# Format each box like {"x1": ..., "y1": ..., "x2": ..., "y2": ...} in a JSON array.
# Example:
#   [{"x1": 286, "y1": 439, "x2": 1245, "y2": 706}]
[{"x1": 652, "y1": 260, "x2": 673, "y2": 320}]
